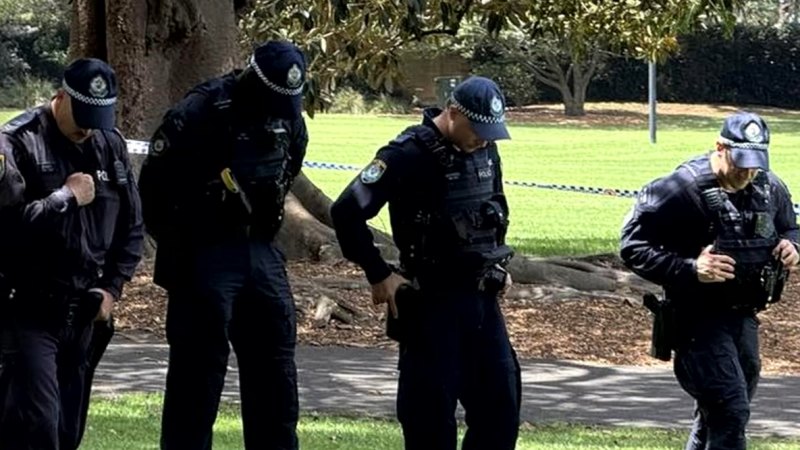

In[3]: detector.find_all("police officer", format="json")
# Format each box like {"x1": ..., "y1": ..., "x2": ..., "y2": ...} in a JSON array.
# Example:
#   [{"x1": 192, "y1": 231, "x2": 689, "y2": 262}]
[
  {"x1": 331, "y1": 76, "x2": 521, "y2": 450},
  {"x1": 0, "y1": 135, "x2": 25, "y2": 208},
  {"x1": 0, "y1": 58, "x2": 144, "y2": 450},
  {"x1": 138, "y1": 40, "x2": 308, "y2": 450},
  {"x1": 620, "y1": 112, "x2": 799, "y2": 450}
]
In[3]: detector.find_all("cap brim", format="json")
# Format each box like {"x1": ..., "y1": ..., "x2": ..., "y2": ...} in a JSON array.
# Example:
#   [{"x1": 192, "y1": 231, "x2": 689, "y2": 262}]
[
  {"x1": 731, "y1": 147, "x2": 769, "y2": 170},
  {"x1": 471, "y1": 121, "x2": 511, "y2": 141},
  {"x1": 265, "y1": 91, "x2": 303, "y2": 120},
  {"x1": 72, "y1": 101, "x2": 115, "y2": 130}
]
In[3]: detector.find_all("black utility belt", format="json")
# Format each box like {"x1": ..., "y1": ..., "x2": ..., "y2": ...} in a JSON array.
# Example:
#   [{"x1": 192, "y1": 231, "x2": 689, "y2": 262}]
[
  {"x1": 197, "y1": 222, "x2": 279, "y2": 241},
  {"x1": 11, "y1": 288, "x2": 102, "y2": 326},
  {"x1": 406, "y1": 265, "x2": 507, "y2": 295}
]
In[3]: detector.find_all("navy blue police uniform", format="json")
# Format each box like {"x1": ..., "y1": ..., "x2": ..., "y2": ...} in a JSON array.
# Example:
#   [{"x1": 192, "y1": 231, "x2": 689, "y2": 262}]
[
  {"x1": 331, "y1": 76, "x2": 521, "y2": 450},
  {"x1": 620, "y1": 113, "x2": 798, "y2": 450},
  {"x1": 0, "y1": 58, "x2": 144, "y2": 450},
  {"x1": 0, "y1": 135, "x2": 25, "y2": 208},
  {"x1": 138, "y1": 41, "x2": 308, "y2": 450}
]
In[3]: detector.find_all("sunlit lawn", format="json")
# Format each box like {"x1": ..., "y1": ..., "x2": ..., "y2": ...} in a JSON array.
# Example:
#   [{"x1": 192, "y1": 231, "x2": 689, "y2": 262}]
[
  {"x1": 82, "y1": 393, "x2": 800, "y2": 450},
  {"x1": 302, "y1": 109, "x2": 800, "y2": 256}
]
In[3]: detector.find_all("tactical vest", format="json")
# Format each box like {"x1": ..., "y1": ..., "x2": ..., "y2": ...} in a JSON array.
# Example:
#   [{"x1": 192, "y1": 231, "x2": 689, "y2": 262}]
[
  {"x1": 396, "y1": 125, "x2": 513, "y2": 278},
  {"x1": 688, "y1": 165, "x2": 785, "y2": 308},
  {"x1": 190, "y1": 75, "x2": 293, "y2": 240}
]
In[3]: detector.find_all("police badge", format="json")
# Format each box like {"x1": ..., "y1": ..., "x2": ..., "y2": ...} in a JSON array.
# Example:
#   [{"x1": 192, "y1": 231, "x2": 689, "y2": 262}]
[
  {"x1": 490, "y1": 96, "x2": 503, "y2": 118},
  {"x1": 151, "y1": 133, "x2": 169, "y2": 156},
  {"x1": 287, "y1": 64, "x2": 303, "y2": 89},
  {"x1": 89, "y1": 75, "x2": 108, "y2": 98},
  {"x1": 744, "y1": 121, "x2": 764, "y2": 143},
  {"x1": 360, "y1": 159, "x2": 387, "y2": 184},
  {"x1": 754, "y1": 212, "x2": 776, "y2": 238}
]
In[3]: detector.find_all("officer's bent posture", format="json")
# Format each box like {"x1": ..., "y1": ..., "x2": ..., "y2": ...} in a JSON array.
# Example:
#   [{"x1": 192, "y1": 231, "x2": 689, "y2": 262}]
[
  {"x1": 0, "y1": 58, "x2": 144, "y2": 450},
  {"x1": 138, "y1": 40, "x2": 308, "y2": 450},
  {"x1": 621, "y1": 112, "x2": 799, "y2": 450},
  {"x1": 331, "y1": 76, "x2": 521, "y2": 450}
]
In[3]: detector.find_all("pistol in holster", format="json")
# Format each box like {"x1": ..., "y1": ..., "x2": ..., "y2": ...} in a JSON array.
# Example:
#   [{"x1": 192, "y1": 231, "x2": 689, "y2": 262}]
[
  {"x1": 762, "y1": 258, "x2": 788, "y2": 306},
  {"x1": 386, "y1": 283, "x2": 420, "y2": 343},
  {"x1": 63, "y1": 290, "x2": 105, "y2": 329},
  {"x1": 478, "y1": 264, "x2": 508, "y2": 297},
  {"x1": 643, "y1": 293, "x2": 675, "y2": 362}
]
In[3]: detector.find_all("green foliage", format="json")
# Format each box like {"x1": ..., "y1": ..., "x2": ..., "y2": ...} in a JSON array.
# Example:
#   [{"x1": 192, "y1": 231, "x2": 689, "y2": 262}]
[
  {"x1": 737, "y1": 0, "x2": 800, "y2": 27},
  {"x1": 467, "y1": 36, "x2": 540, "y2": 107},
  {"x1": 0, "y1": 75, "x2": 55, "y2": 109},
  {"x1": 327, "y1": 88, "x2": 411, "y2": 115},
  {"x1": 0, "y1": 0, "x2": 69, "y2": 85},
  {"x1": 328, "y1": 88, "x2": 368, "y2": 114},
  {"x1": 589, "y1": 24, "x2": 800, "y2": 108},
  {"x1": 239, "y1": 1, "x2": 745, "y2": 115},
  {"x1": 368, "y1": 94, "x2": 412, "y2": 115}
]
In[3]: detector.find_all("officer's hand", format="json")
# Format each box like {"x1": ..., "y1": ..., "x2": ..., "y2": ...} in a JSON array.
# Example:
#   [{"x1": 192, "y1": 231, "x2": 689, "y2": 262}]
[
  {"x1": 499, "y1": 272, "x2": 513, "y2": 300},
  {"x1": 773, "y1": 239, "x2": 800, "y2": 270},
  {"x1": 89, "y1": 288, "x2": 115, "y2": 322},
  {"x1": 65, "y1": 172, "x2": 95, "y2": 206},
  {"x1": 696, "y1": 245, "x2": 736, "y2": 283},
  {"x1": 372, "y1": 272, "x2": 409, "y2": 319}
]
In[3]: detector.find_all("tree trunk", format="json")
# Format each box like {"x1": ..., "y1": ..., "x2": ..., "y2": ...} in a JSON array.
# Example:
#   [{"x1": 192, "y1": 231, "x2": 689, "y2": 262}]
[
  {"x1": 569, "y1": 73, "x2": 589, "y2": 117},
  {"x1": 72, "y1": 0, "x2": 240, "y2": 139},
  {"x1": 563, "y1": 98, "x2": 584, "y2": 116}
]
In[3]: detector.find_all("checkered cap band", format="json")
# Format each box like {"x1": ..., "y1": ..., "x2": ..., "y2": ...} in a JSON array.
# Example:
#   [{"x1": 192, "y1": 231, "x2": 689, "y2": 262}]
[
  {"x1": 450, "y1": 97, "x2": 505, "y2": 124},
  {"x1": 62, "y1": 80, "x2": 117, "y2": 106},
  {"x1": 249, "y1": 56, "x2": 304, "y2": 96},
  {"x1": 718, "y1": 136, "x2": 769, "y2": 151}
]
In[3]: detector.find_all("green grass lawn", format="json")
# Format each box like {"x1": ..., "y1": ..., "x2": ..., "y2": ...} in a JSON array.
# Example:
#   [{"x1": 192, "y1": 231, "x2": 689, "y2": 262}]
[
  {"x1": 81, "y1": 394, "x2": 800, "y2": 450},
  {"x1": 303, "y1": 110, "x2": 800, "y2": 256},
  {"x1": 0, "y1": 108, "x2": 21, "y2": 124},
  {"x1": 4, "y1": 106, "x2": 800, "y2": 256}
]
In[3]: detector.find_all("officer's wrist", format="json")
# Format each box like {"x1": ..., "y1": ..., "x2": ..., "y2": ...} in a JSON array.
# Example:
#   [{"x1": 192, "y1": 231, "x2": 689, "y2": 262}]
[
  {"x1": 49, "y1": 186, "x2": 76, "y2": 213},
  {"x1": 365, "y1": 261, "x2": 393, "y2": 285}
]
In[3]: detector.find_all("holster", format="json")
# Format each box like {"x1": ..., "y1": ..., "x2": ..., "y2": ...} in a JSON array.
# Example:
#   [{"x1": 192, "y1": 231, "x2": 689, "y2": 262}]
[
  {"x1": 478, "y1": 264, "x2": 508, "y2": 296},
  {"x1": 762, "y1": 258, "x2": 788, "y2": 305},
  {"x1": 64, "y1": 290, "x2": 104, "y2": 329},
  {"x1": 643, "y1": 293, "x2": 675, "y2": 362},
  {"x1": 386, "y1": 283, "x2": 419, "y2": 343},
  {"x1": 87, "y1": 316, "x2": 114, "y2": 371}
]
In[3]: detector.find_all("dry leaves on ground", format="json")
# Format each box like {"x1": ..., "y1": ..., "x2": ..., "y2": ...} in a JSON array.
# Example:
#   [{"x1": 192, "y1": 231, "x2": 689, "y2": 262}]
[{"x1": 117, "y1": 259, "x2": 800, "y2": 375}]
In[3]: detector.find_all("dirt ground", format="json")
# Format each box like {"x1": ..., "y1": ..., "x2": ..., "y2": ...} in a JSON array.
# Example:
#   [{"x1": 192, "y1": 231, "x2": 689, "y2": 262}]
[
  {"x1": 116, "y1": 258, "x2": 800, "y2": 375},
  {"x1": 115, "y1": 102, "x2": 800, "y2": 375}
]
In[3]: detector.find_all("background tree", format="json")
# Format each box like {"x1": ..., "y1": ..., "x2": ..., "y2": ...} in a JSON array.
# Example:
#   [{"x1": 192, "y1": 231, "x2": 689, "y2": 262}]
[
  {"x1": 737, "y1": 0, "x2": 800, "y2": 27},
  {"x1": 458, "y1": 0, "x2": 745, "y2": 116},
  {"x1": 0, "y1": 0, "x2": 69, "y2": 107}
]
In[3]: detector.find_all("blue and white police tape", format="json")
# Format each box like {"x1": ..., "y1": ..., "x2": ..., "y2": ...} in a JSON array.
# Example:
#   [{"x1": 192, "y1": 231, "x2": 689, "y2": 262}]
[{"x1": 125, "y1": 139, "x2": 800, "y2": 212}]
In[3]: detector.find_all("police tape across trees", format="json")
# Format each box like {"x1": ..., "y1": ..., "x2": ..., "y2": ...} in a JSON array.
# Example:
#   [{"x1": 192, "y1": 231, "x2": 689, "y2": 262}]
[{"x1": 125, "y1": 138, "x2": 660, "y2": 312}]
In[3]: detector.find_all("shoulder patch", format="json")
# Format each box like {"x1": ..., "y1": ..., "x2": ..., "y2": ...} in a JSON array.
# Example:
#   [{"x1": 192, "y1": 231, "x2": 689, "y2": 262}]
[
  {"x1": 390, "y1": 134, "x2": 413, "y2": 146},
  {"x1": 0, "y1": 154, "x2": 5, "y2": 182},
  {"x1": 150, "y1": 131, "x2": 170, "y2": 157},
  {"x1": 360, "y1": 159, "x2": 387, "y2": 184}
]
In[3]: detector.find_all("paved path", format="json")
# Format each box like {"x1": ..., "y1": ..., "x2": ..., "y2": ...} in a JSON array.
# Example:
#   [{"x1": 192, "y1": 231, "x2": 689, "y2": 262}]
[{"x1": 94, "y1": 334, "x2": 800, "y2": 437}]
